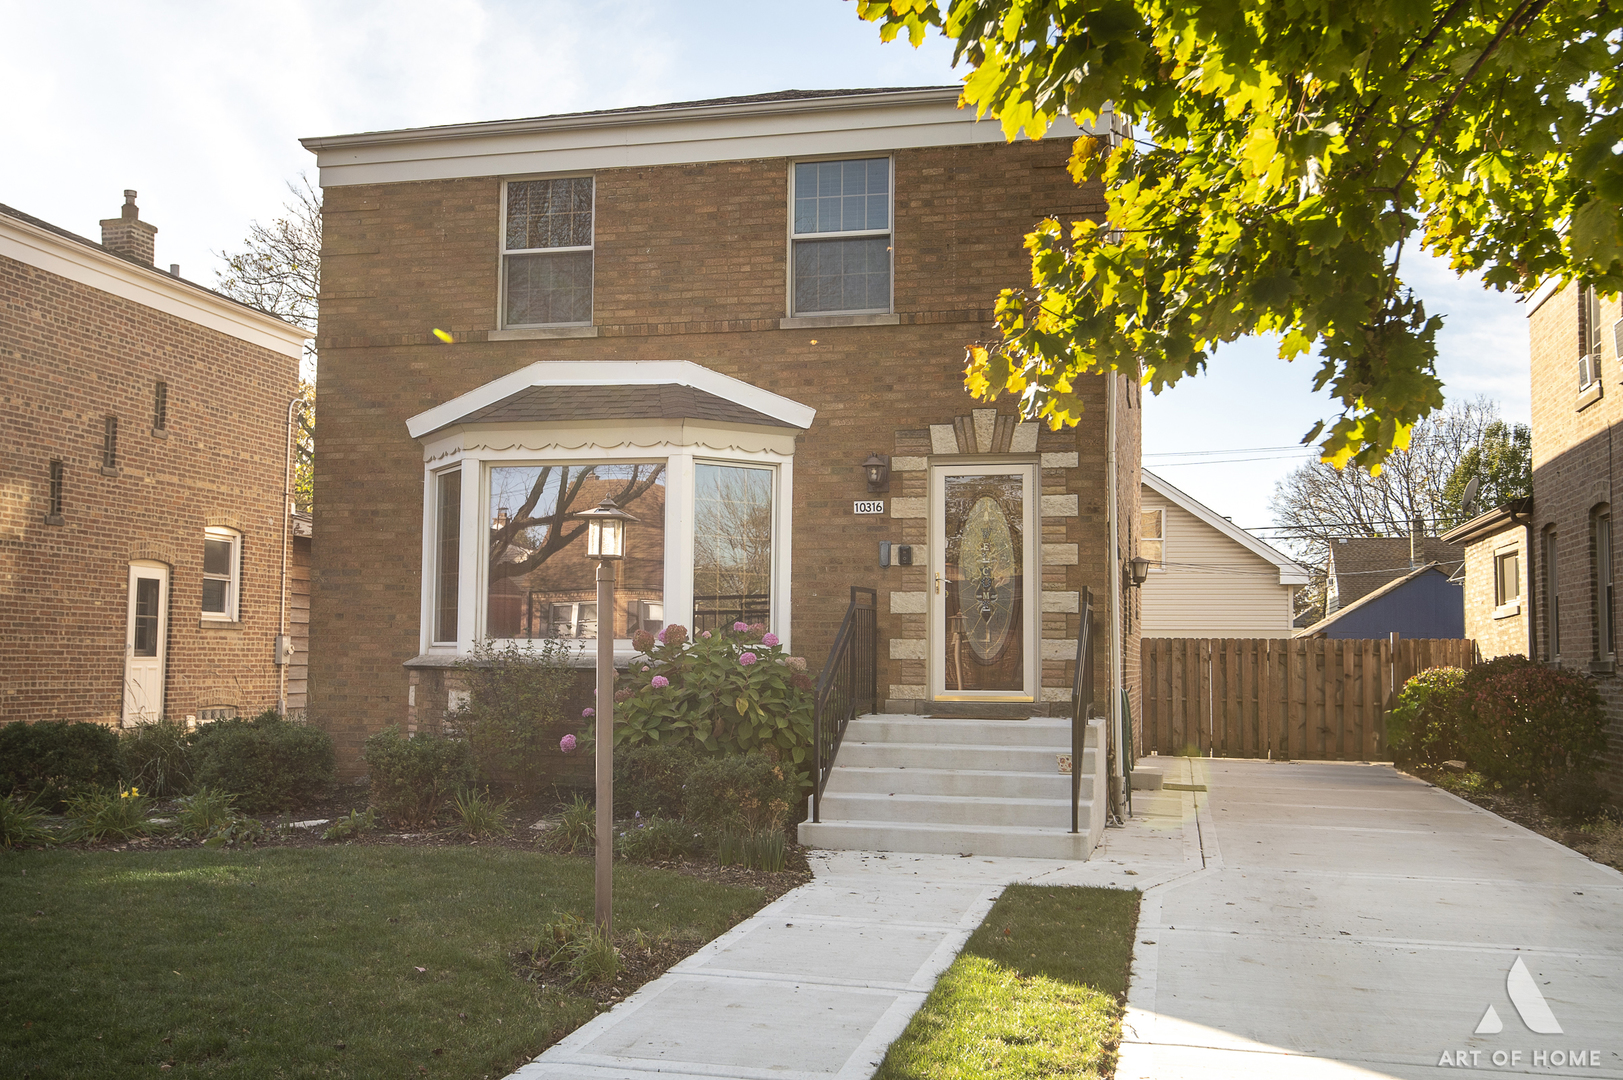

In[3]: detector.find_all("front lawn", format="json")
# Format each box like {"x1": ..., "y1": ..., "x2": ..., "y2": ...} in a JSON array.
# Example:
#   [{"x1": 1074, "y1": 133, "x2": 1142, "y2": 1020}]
[
  {"x1": 0, "y1": 845, "x2": 769, "y2": 1078},
  {"x1": 875, "y1": 885, "x2": 1140, "y2": 1080}
]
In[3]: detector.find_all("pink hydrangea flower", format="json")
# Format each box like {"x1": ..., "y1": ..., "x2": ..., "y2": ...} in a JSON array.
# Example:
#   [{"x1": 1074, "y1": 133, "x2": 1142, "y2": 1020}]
[
  {"x1": 651, "y1": 675, "x2": 669, "y2": 689},
  {"x1": 642, "y1": 665, "x2": 651, "y2": 671},
  {"x1": 581, "y1": 707, "x2": 594, "y2": 718},
  {"x1": 656, "y1": 628, "x2": 667, "y2": 643},
  {"x1": 739, "y1": 651, "x2": 758, "y2": 666},
  {"x1": 762, "y1": 632, "x2": 779, "y2": 647},
  {"x1": 702, "y1": 630, "x2": 712, "y2": 639},
  {"x1": 733, "y1": 621, "x2": 749, "y2": 632},
  {"x1": 560, "y1": 734, "x2": 577, "y2": 753}
]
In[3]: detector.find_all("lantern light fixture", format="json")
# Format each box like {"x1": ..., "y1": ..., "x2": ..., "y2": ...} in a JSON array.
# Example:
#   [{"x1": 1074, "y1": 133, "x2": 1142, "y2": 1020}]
[
  {"x1": 862, "y1": 452, "x2": 890, "y2": 492},
  {"x1": 576, "y1": 496, "x2": 638, "y2": 561},
  {"x1": 1129, "y1": 555, "x2": 1151, "y2": 588}
]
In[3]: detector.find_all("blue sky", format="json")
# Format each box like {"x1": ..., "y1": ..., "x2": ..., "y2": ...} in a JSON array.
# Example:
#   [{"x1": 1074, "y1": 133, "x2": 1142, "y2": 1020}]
[{"x1": 0, "y1": 0, "x2": 1532, "y2": 536}]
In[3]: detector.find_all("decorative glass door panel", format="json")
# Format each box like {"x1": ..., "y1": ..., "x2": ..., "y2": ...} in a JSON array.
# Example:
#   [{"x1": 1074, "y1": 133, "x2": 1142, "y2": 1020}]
[
  {"x1": 930, "y1": 464, "x2": 1038, "y2": 700},
  {"x1": 124, "y1": 562, "x2": 169, "y2": 725}
]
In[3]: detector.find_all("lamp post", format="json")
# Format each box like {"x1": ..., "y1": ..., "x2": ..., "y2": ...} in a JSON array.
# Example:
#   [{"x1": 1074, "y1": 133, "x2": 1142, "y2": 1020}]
[{"x1": 574, "y1": 495, "x2": 637, "y2": 934}]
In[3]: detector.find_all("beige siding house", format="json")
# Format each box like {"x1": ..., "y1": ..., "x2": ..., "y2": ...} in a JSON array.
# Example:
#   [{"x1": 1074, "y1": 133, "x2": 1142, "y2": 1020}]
[{"x1": 1140, "y1": 470, "x2": 1308, "y2": 638}]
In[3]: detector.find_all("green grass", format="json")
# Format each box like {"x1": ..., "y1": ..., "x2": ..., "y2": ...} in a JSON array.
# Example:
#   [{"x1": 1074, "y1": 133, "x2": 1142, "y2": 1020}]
[
  {"x1": 875, "y1": 885, "x2": 1141, "y2": 1080},
  {"x1": 0, "y1": 845, "x2": 767, "y2": 1078}
]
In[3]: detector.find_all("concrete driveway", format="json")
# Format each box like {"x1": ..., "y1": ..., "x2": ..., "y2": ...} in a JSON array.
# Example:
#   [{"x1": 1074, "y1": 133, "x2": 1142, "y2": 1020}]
[{"x1": 1119, "y1": 758, "x2": 1623, "y2": 1080}]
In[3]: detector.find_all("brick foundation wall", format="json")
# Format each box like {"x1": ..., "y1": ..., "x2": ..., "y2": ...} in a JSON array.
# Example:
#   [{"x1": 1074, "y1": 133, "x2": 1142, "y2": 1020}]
[
  {"x1": 311, "y1": 136, "x2": 1138, "y2": 773},
  {"x1": 0, "y1": 254, "x2": 298, "y2": 725}
]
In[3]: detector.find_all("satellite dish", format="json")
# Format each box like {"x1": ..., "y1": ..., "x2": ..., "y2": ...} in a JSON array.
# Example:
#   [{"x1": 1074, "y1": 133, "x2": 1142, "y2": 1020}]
[{"x1": 1461, "y1": 475, "x2": 1481, "y2": 516}]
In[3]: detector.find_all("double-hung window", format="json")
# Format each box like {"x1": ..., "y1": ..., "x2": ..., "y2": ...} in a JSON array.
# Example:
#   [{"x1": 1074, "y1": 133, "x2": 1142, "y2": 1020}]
[
  {"x1": 791, "y1": 158, "x2": 891, "y2": 315},
  {"x1": 1578, "y1": 285, "x2": 1602, "y2": 390},
  {"x1": 1140, "y1": 508, "x2": 1165, "y2": 568},
  {"x1": 1493, "y1": 548, "x2": 1520, "y2": 608},
  {"x1": 503, "y1": 177, "x2": 594, "y2": 327},
  {"x1": 201, "y1": 527, "x2": 241, "y2": 621}
]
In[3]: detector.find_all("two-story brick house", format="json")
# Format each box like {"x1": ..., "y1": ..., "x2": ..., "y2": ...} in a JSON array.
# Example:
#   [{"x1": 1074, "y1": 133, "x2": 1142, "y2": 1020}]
[
  {"x1": 1, "y1": 193, "x2": 307, "y2": 726},
  {"x1": 1526, "y1": 278, "x2": 1623, "y2": 785},
  {"x1": 302, "y1": 87, "x2": 1142, "y2": 856}
]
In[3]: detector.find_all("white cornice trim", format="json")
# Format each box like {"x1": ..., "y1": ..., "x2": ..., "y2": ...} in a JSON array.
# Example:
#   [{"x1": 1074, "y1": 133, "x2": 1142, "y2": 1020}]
[
  {"x1": 1143, "y1": 468, "x2": 1311, "y2": 585},
  {"x1": 0, "y1": 213, "x2": 306, "y2": 358},
  {"x1": 304, "y1": 89, "x2": 1094, "y2": 187},
  {"x1": 405, "y1": 360, "x2": 818, "y2": 440}
]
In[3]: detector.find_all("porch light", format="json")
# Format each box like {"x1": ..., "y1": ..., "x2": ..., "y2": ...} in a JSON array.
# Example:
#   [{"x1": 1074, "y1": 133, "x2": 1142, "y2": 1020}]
[
  {"x1": 863, "y1": 453, "x2": 890, "y2": 492},
  {"x1": 577, "y1": 496, "x2": 638, "y2": 560},
  {"x1": 1129, "y1": 556, "x2": 1150, "y2": 588}
]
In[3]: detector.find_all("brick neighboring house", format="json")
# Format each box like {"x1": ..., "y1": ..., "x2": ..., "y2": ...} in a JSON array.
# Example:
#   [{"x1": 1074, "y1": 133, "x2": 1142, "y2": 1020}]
[
  {"x1": 1526, "y1": 278, "x2": 1623, "y2": 784},
  {"x1": 1439, "y1": 498, "x2": 1532, "y2": 660},
  {"x1": 0, "y1": 193, "x2": 307, "y2": 727},
  {"x1": 301, "y1": 88, "x2": 1144, "y2": 846}
]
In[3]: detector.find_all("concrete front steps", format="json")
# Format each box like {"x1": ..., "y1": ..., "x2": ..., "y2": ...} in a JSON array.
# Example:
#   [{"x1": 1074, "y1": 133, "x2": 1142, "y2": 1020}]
[{"x1": 797, "y1": 714, "x2": 1107, "y2": 860}]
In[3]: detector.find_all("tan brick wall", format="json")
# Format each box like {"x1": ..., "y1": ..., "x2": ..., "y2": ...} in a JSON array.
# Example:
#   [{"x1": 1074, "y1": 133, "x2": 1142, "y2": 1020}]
[
  {"x1": 0, "y1": 255, "x2": 299, "y2": 725},
  {"x1": 1528, "y1": 281, "x2": 1623, "y2": 781},
  {"x1": 311, "y1": 137, "x2": 1132, "y2": 772}
]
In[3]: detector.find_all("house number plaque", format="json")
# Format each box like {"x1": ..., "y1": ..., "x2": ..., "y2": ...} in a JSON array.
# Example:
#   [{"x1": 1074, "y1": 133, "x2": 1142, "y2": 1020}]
[{"x1": 853, "y1": 500, "x2": 885, "y2": 514}]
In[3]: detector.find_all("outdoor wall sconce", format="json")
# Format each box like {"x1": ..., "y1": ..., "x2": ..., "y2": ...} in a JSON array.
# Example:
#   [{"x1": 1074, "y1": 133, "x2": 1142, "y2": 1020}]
[
  {"x1": 863, "y1": 453, "x2": 890, "y2": 492},
  {"x1": 1129, "y1": 556, "x2": 1151, "y2": 588}
]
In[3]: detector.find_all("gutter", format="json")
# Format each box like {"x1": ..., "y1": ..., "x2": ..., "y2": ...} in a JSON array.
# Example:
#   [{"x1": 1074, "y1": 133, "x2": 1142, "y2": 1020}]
[{"x1": 1105, "y1": 370, "x2": 1124, "y2": 809}]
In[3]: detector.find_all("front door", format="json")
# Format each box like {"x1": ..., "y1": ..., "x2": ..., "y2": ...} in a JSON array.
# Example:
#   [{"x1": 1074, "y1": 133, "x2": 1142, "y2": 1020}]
[
  {"x1": 929, "y1": 463, "x2": 1038, "y2": 701},
  {"x1": 123, "y1": 562, "x2": 169, "y2": 725}
]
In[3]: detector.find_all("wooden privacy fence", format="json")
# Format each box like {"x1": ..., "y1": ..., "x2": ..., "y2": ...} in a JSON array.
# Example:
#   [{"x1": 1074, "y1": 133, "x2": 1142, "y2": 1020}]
[{"x1": 1140, "y1": 637, "x2": 1477, "y2": 760}]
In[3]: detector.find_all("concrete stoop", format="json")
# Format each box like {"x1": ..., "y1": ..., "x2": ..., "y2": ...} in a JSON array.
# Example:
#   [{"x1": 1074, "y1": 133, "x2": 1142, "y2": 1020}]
[{"x1": 797, "y1": 714, "x2": 1107, "y2": 860}]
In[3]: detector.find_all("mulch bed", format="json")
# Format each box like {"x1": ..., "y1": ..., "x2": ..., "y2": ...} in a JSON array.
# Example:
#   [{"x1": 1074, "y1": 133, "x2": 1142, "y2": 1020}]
[{"x1": 1407, "y1": 766, "x2": 1623, "y2": 873}]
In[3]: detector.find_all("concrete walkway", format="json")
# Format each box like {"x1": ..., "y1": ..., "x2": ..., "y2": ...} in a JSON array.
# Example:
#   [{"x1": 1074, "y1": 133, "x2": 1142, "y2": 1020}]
[{"x1": 510, "y1": 758, "x2": 1623, "y2": 1079}]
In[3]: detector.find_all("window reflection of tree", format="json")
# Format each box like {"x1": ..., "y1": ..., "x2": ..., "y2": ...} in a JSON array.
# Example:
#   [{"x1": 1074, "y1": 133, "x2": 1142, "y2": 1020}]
[{"x1": 693, "y1": 464, "x2": 773, "y2": 630}]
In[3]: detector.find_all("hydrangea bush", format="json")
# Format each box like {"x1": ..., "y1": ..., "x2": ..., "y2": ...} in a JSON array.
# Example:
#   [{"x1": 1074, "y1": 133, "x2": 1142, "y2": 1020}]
[{"x1": 603, "y1": 622, "x2": 815, "y2": 770}]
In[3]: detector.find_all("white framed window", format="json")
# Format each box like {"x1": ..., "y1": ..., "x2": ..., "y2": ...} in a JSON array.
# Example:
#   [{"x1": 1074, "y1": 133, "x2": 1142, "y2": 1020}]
[
  {"x1": 502, "y1": 177, "x2": 594, "y2": 327},
  {"x1": 1140, "y1": 508, "x2": 1165, "y2": 568},
  {"x1": 1579, "y1": 284, "x2": 1602, "y2": 390},
  {"x1": 790, "y1": 157, "x2": 892, "y2": 315},
  {"x1": 432, "y1": 469, "x2": 461, "y2": 645},
  {"x1": 550, "y1": 601, "x2": 599, "y2": 639},
  {"x1": 1493, "y1": 548, "x2": 1520, "y2": 606},
  {"x1": 201, "y1": 527, "x2": 241, "y2": 621}
]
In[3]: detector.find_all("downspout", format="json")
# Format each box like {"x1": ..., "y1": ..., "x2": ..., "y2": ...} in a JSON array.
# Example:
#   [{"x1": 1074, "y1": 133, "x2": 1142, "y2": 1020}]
[
  {"x1": 1516, "y1": 504, "x2": 1536, "y2": 660},
  {"x1": 278, "y1": 394, "x2": 299, "y2": 716},
  {"x1": 1105, "y1": 369, "x2": 1124, "y2": 812}
]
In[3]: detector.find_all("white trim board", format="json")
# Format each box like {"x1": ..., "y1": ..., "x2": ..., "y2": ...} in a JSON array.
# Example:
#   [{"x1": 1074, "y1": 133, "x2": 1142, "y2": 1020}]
[
  {"x1": 405, "y1": 360, "x2": 818, "y2": 440},
  {"x1": 0, "y1": 212, "x2": 307, "y2": 358},
  {"x1": 304, "y1": 88, "x2": 1098, "y2": 188},
  {"x1": 1142, "y1": 468, "x2": 1310, "y2": 585}
]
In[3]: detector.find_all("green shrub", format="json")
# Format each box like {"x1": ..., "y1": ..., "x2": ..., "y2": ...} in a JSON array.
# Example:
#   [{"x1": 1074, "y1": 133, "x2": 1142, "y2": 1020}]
[
  {"x1": 1544, "y1": 772, "x2": 1610, "y2": 823},
  {"x1": 607, "y1": 623, "x2": 814, "y2": 773},
  {"x1": 1385, "y1": 667, "x2": 1468, "y2": 765},
  {"x1": 448, "y1": 638, "x2": 581, "y2": 792},
  {"x1": 0, "y1": 793, "x2": 56, "y2": 849},
  {"x1": 0, "y1": 720, "x2": 121, "y2": 810},
  {"x1": 682, "y1": 751, "x2": 797, "y2": 835},
  {"x1": 189, "y1": 711, "x2": 335, "y2": 812},
  {"x1": 549, "y1": 794, "x2": 596, "y2": 853},
  {"x1": 616, "y1": 814, "x2": 700, "y2": 862},
  {"x1": 1449, "y1": 656, "x2": 1609, "y2": 792},
  {"x1": 452, "y1": 786, "x2": 513, "y2": 838},
  {"x1": 63, "y1": 786, "x2": 156, "y2": 843},
  {"x1": 535, "y1": 911, "x2": 619, "y2": 987},
  {"x1": 614, "y1": 743, "x2": 699, "y2": 818},
  {"x1": 175, "y1": 786, "x2": 240, "y2": 839},
  {"x1": 322, "y1": 807, "x2": 378, "y2": 841},
  {"x1": 120, "y1": 718, "x2": 194, "y2": 797},
  {"x1": 362, "y1": 727, "x2": 473, "y2": 827}
]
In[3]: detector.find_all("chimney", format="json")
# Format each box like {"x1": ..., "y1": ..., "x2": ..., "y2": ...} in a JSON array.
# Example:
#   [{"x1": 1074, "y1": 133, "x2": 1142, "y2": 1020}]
[
  {"x1": 1410, "y1": 514, "x2": 1424, "y2": 567},
  {"x1": 99, "y1": 190, "x2": 158, "y2": 265}
]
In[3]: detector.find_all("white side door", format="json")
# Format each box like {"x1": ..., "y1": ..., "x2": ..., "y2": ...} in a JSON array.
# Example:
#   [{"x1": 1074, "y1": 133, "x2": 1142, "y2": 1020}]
[
  {"x1": 929, "y1": 463, "x2": 1039, "y2": 702},
  {"x1": 123, "y1": 562, "x2": 169, "y2": 725}
]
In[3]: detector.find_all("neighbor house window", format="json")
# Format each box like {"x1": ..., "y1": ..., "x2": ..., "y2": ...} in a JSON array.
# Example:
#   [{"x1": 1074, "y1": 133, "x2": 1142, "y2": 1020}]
[
  {"x1": 102, "y1": 415, "x2": 118, "y2": 470},
  {"x1": 201, "y1": 527, "x2": 241, "y2": 621},
  {"x1": 1596, "y1": 509, "x2": 1614, "y2": 659},
  {"x1": 1579, "y1": 285, "x2": 1603, "y2": 389},
  {"x1": 1493, "y1": 548, "x2": 1520, "y2": 607},
  {"x1": 486, "y1": 463, "x2": 665, "y2": 641},
  {"x1": 433, "y1": 470, "x2": 461, "y2": 644},
  {"x1": 791, "y1": 157, "x2": 891, "y2": 315},
  {"x1": 692, "y1": 463, "x2": 775, "y2": 631},
  {"x1": 1544, "y1": 526, "x2": 1560, "y2": 659},
  {"x1": 1140, "y1": 508, "x2": 1165, "y2": 568},
  {"x1": 153, "y1": 382, "x2": 168, "y2": 432},
  {"x1": 46, "y1": 459, "x2": 64, "y2": 524},
  {"x1": 503, "y1": 177, "x2": 593, "y2": 327}
]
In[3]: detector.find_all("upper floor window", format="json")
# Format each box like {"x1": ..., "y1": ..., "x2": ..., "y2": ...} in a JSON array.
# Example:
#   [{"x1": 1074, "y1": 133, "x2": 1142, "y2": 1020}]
[
  {"x1": 791, "y1": 158, "x2": 891, "y2": 315},
  {"x1": 503, "y1": 177, "x2": 594, "y2": 327},
  {"x1": 1578, "y1": 285, "x2": 1604, "y2": 389},
  {"x1": 202, "y1": 527, "x2": 241, "y2": 621},
  {"x1": 1140, "y1": 508, "x2": 1165, "y2": 568},
  {"x1": 153, "y1": 382, "x2": 168, "y2": 433}
]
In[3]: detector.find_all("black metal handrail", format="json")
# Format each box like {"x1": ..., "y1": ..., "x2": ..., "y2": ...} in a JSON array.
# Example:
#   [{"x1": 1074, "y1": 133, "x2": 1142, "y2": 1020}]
[
  {"x1": 1070, "y1": 587, "x2": 1096, "y2": 834},
  {"x1": 811, "y1": 586, "x2": 877, "y2": 823}
]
